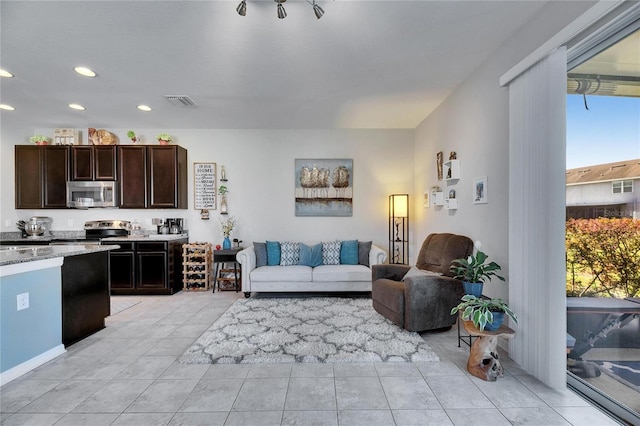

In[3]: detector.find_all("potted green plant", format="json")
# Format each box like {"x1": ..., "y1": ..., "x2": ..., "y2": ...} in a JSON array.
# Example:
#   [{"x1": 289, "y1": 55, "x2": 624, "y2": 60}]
[
  {"x1": 127, "y1": 130, "x2": 139, "y2": 144},
  {"x1": 450, "y1": 294, "x2": 517, "y2": 331},
  {"x1": 29, "y1": 134, "x2": 50, "y2": 145},
  {"x1": 450, "y1": 250, "x2": 505, "y2": 297},
  {"x1": 156, "y1": 133, "x2": 172, "y2": 145},
  {"x1": 218, "y1": 185, "x2": 229, "y2": 214}
]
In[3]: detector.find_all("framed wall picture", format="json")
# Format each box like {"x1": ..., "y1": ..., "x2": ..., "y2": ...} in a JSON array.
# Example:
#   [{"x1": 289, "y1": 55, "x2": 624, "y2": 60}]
[
  {"x1": 473, "y1": 176, "x2": 488, "y2": 204},
  {"x1": 295, "y1": 158, "x2": 353, "y2": 216},
  {"x1": 194, "y1": 162, "x2": 217, "y2": 209},
  {"x1": 436, "y1": 151, "x2": 444, "y2": 181}
]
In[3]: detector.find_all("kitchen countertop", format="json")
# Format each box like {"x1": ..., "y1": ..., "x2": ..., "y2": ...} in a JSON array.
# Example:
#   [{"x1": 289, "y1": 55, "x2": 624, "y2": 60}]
[
  {"x1": 101, "y1": 234, "x2": 189, "y2": 242},
  {"x1": 0, "y1": 244, "x2": 120, "y2": 267}
]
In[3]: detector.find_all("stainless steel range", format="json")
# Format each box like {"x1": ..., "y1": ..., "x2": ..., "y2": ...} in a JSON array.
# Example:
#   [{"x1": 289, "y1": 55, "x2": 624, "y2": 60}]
[{"x1": 84, "y1": 220, "x2": 131, "y2": 239}]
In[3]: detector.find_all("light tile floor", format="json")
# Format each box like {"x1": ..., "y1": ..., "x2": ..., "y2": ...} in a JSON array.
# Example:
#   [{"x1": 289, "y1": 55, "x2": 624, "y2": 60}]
[{"x1": 0, "y1": 291, "x2": 620, "y2": 426}]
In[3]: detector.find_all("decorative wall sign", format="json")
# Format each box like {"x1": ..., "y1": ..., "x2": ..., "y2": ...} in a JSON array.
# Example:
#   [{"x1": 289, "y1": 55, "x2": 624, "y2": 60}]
[
  {"x1": 436, "y1": 151, "x2": 444, "y2": 181},
  {"x1": 194, "y1": 162, "x2": 217, "y2": 209},
  {"x1": 474, "y1": 176, "x2": 488, "y2": 204},
  {"x1": 295, "y1": 159, "x2": 353, "y2": 217}
]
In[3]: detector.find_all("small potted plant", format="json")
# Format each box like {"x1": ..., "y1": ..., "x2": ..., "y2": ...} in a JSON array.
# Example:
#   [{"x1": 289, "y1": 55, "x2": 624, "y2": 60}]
[
  {"x1": 450, "y1": 250, "x2": 505, "y2": 297},
  {"x1": 127, "y1": 130, "x2": 139, "y2": 144},
  {"x1": 450, "y1": 294, "x2": 517, "y2": 331},
  {"x1": 29, "y1": 135, "x2": 50, "y2": 145},
  {"x1": 156, "y1": 133, "x2": 172, "y2": 145}
]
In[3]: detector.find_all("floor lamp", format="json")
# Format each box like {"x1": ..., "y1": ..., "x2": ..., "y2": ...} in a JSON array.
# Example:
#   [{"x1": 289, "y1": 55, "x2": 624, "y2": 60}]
[{"x1": 389, "y1": 194, "x2": 409, "y2": 264}]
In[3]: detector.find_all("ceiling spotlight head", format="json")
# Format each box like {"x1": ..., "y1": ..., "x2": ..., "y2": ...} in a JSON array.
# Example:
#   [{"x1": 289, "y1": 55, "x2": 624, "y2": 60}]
[
  {"x1": 313, "y1": 3, "x2": 324, "y2": 19},
  {"x1": 277, "y1": 2, "x2": 287, "y2": 19},
  {"x1": 236, "y1": 0, "x2": 246, "y2": 16}
]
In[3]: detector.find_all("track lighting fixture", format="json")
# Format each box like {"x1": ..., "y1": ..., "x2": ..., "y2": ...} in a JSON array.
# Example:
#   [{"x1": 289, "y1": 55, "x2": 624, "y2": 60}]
[
  {"x1": 236, "y1": 0, "x2": 246, "y2": 16},
  {"x1": 235, "y1": 0, "x2": 326, "y2": 19}
]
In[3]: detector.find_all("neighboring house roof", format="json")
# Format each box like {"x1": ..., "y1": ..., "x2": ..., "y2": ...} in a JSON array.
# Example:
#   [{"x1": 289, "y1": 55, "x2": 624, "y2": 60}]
[{"x1": 566, "y1": 159, "x2": 640, "y2": 185}]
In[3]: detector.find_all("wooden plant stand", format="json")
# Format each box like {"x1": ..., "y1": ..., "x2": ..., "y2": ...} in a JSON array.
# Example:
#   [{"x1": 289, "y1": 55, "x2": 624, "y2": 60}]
[{"x1": 462, "y1": 320, "x2": 515, "y2": 382}]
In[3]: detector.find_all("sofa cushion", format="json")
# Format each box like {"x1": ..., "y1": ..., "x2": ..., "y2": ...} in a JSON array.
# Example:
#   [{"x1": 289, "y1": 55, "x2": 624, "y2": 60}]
[
  {"x1": 312, "y1": 264, "x2": 372, "y2": 282},
  {"x1": 322, "y1": 241, "x2": 341, "y2": 265},
  {"x1": 266, "y1": 241, "x2": 281, "y2": 266},
  {"x1": 280, "y1": 242, "x2": 300, "y2": 266},
  {"x1": 253, "y1": 242, "x2": 267, "y2": 268},
  {"x1": 340, "y1": 240, "x2": 358, "y2": 265},
  {"x1": 299, "y1": 243, "x2": 323, "y2": 267},
  {"x1": 251, "y1": 265, "x2": 313, "y2": 282},
  {"x1": 358, "y1": 241, "x2": 372, "y2": 266}
]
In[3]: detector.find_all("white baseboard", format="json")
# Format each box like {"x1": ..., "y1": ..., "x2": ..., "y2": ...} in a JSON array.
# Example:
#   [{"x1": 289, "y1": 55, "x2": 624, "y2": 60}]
[{"x1": 0, "y1": 345, "x2": 66, "y2": 387}]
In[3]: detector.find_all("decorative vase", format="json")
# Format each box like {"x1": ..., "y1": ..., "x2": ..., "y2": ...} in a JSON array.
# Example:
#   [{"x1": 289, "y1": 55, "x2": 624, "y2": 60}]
[
  {"x1": 35, "y1": 141, "x2": 48, "y2": 146},
  {"x1": 159, "y1": 139, "x2": 169, "y2": 145},
  {"x1": 484, "y1": 311, "x2": 505, "y2": 331},
  {"x1": 223, "y1": 237, "x2": 231, "y2": 249},
  {"x1": 463, "y1": 281, "x2": 483, "y2": 297}
]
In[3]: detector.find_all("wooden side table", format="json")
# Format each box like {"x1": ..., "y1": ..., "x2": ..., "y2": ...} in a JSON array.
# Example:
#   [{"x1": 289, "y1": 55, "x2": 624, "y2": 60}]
[
  {"x1": 213, "y1": 248, "x2": 242, "y2": 292},
  {"x1": 462, "y1": 320, "x2": 515, "y2": 382}
]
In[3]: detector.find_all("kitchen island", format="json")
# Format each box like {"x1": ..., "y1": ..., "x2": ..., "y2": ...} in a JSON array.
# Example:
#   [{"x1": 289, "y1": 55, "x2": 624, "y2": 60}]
[{"x1": 0, "y1": 244, "x2": 118, "y2": 385}]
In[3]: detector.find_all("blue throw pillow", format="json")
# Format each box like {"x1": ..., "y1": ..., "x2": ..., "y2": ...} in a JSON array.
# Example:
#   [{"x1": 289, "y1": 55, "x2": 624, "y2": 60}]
[
  {"x1": 253, "y1": 242, "x2": 267, "y2": 268},
  {"x1": 299, "y1": 243, "x2": 323, "y2": 267},
  {"x1": 340, "y1": 240, "x2": 359, "y2": 265},
  {"x1": 358, "y1": 241, "x2": 372, "y2": 266},
  {"x1": 266, "y1": 241, "x2": 281, "y2": 266}
]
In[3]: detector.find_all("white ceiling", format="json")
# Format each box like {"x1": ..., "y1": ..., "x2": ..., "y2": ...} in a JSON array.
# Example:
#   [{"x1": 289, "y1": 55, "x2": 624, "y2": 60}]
[{"x1": 0, "y1": 0, "x2": 551, "y2": 130}]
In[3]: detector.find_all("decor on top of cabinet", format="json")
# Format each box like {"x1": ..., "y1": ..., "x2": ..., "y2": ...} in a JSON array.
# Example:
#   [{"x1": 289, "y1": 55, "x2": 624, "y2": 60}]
[
  {"x1": 219, "y1": 216, "x2": 237, "y2": 249},
  {"x1": 127, "y1": 130, "x2": 139, "y2": 144},
  {"x1": 156, "y1": 133, "x2": 172, "y2": 145},
  {"x1": 29, "y1": 134, "x2": 49, "y2": 145},
  {"x1": 88, "y1": 128, "x2": 117, "y2": 145}
]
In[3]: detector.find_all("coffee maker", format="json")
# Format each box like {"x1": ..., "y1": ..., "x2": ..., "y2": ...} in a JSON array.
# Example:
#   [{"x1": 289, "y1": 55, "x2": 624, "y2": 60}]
[
  {"x1": 166, "y1": 218, "x2": 184, "y2": 234},
  {"x1": 154, "y1": 218, "x2": 184, "y2": 234}
]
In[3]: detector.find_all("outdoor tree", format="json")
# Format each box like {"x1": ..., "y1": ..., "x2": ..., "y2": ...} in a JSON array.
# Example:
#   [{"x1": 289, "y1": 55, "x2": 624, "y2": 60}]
[{"x1": 566, "y1": 218, "x2": 640, "y2": 298}]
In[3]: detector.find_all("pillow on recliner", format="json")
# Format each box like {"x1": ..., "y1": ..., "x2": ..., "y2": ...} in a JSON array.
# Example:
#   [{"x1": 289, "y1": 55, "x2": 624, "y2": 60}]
[{"x1": 402, "y1": 266, "x2": 443, "y2": 281}]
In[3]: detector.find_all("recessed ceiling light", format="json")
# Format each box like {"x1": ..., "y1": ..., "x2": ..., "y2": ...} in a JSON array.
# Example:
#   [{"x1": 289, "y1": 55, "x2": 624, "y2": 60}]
[
  {"x1": 74, "y1": 66, "x2": 96, "y2": 77},
  {"x1": 0, "y1": 69, "x2": 13, "y2": 78},
  {"x1": 137, "y1": 104, "x2": 152, "y2": 112},
  {"x1": 68, "y1": 103, "x2": 86, "y2": 110},
  {"x1": 0, "y1": 104, "x2": 15, "y2": 111}
]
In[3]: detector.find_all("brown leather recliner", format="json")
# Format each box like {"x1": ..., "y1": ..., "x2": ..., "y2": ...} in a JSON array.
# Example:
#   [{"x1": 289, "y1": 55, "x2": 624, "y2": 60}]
[{"x1": 372, "y1": 233, "x2": 473, "y2": 332}]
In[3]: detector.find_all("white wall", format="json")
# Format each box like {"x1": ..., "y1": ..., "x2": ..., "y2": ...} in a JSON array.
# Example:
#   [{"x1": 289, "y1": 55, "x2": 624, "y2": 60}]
[
  {"x1": 1, "y1": 128, "x2": 413, "y2": 252},
  {"x1": 413, "y1": 1, "x2": 596, "y2": 302}
]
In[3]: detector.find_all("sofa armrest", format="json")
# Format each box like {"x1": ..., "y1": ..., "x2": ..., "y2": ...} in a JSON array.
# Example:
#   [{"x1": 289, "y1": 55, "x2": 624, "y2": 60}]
[
  {"x1": 369, "y1": 244, "x2": 387, "y2": 266},
  {"x1": 236, "y1": 246, "x2": 256, "y2": 292},
  {"x1": 372, "y1": 264, "x2": 410, "y2": 282},
  {"x1": 403, "y1": 275, "x2": 465, "y2": 330}
]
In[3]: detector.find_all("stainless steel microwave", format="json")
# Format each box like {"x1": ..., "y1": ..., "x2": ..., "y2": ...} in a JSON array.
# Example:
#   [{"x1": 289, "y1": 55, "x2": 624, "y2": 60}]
[{"x1": 66, "y1": 181, "x2": 118, "y2": 208}]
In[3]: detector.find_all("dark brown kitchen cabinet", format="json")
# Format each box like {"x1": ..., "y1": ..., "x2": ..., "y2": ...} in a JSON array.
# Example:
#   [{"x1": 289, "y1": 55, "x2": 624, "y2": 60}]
[
  {"x1": 15, "y1": 145, "x2": 68, "y2": 209},
  {"x1": 118, "y1": 146, "x2": 147, "y2": 208},
  {"x1": 71, "y1": 146, "x2": 117, "y2": 181},
  {"x1": 109, "y1": 238, "x2": 187, "y2": 295},
  {"x1": 118, "y1": 145, "x2": 187, "y2": 209},
  {"x1": 148, "y1": 146, "x2": 188, "y2": 209}
]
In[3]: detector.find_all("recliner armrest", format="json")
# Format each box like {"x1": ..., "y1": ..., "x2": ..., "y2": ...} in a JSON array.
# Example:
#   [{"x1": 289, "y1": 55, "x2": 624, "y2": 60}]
[{"x1": 372, "y1": 264, "x2": 411, "y2": 282}]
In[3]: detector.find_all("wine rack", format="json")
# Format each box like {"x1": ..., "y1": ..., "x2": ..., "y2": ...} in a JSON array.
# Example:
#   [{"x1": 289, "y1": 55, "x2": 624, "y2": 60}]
[{"x1": 182, "y1": 242, "x2": 213, "y2": 291}]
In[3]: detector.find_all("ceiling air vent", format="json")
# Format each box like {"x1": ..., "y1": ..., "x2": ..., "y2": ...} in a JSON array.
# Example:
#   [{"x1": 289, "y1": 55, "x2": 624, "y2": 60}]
[{"x1": 164, "y1": 95, "x2": 198, "y2": 107}]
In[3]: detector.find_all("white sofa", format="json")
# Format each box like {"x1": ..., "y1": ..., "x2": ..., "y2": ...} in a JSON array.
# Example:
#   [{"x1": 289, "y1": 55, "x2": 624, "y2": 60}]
[{"x1": 236, "y1": 243, "x2": 387, "y2": 297}]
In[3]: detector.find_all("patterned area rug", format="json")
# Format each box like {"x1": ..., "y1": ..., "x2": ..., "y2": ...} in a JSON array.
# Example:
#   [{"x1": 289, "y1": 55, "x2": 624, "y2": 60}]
[{"x1": 179, "y1": 297, "x2": 439, "y2": 364}]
